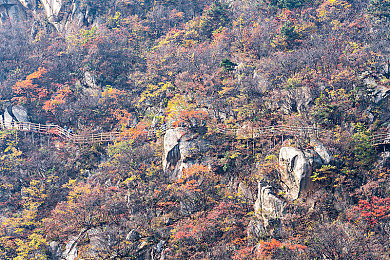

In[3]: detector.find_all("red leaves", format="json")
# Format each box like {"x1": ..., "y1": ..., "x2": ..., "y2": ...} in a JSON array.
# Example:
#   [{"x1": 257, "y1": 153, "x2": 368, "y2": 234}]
[{"x1": 349, "y1": 196, "x2": 390, "y2": 226}]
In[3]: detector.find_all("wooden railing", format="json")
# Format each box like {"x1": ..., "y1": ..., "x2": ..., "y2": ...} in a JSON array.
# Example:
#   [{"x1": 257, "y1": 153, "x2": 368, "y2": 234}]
[
  {"x1": 0, "y1": 121, "x2": 387, "y2": 146},
  {"x1": 371, "y1": 132, "x2": 390, "y2": 146},
  {"x1": 214, "y1": 125, "x2": 319, "y2": 139}
]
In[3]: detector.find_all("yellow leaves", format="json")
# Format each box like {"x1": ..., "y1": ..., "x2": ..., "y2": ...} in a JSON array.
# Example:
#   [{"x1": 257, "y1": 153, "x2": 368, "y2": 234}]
[
  {"x1": 122, "y1": 175, "x2": 141, "y2": 186},
  {"x1": 345, "y1": 41, "x2": 363, "y2": 55},
  {"x1": 101, "y1": 86, "x2": 126, "y2": 100},
  {"x1": 265, "y1": 154, "x2": 277, "y2": 161},
  {"x1": 22, "y1": 180, "x2": 48, "y2": 202},
  {"x1": 63, "y1": 178, "x2": 77, "y2": 189},
  {"x1": 311, "y1": 165, "x2": 337, "y2": 182},
  {"x1": 14, "y1": 233, "x2": 48, "y2": 260},
  {"x1": 1, "y1": 145, "x2": 22, "y2": 161},
  {"x1": 294, "y1": 21, "x2": 317, "y2": 35},
  {"x1": 166, "y1": 94, "x2": 193, "y2": 121},
  {"x1": 67, "y1": 183, "x2": 93, "y2": 203},
  {"x1": 137, "y1": 82, "x2": 174, "y2": 106},
  {"x1": 154, "y1": 28, "x2": 184, "y2": 49},
  {"x1": 64, "y1": 179, "x2": 94, "y2": 203},
  {"x1": 66, "y1": 26, "x2": 100, "y2": 48},
  {"x1": 229, "y1": 151, "x2": 241, "y2": 159},
  {"x1": 317, "y1": 0, "x2": 351, "y2": 22},
  {"x1": 218, "y1": 86, "x2": 235, "y2": 96}
]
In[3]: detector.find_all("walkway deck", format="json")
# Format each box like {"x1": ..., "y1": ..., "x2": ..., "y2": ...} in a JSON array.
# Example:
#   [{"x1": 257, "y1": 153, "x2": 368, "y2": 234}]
[{"x1": 0, "y1": 121, "x2": 387, "y2": 146}]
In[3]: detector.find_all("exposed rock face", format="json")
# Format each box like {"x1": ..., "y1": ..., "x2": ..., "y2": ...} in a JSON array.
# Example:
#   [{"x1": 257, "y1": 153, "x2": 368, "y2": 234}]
[
  {"x1": 12, "y1": 105, "x2": 28, "y2": 122},
  {"x1": 363, "y1": 76, "x2": 390, "y2": 104},
  {"x1": 41, "y1": 0, "x2": 63, "y2": 21},
  {"x1": 18, "y1": 0, "x2": 35, "y2": 9},
  {"x1": 279, "y1": 144, "x2": 331, "y2": 200},
  {"x1": 254, "y1": 183, "x2": 285, "y2": 227},
  {"x1": 312, "y1": 139, "x2": 332, "y2": 165},
  {"x1": 379, "y1": 151, "x2": 390, "y2": 169},
  {"x1": 163, "y1": 127, "x2": 209, "y2": 179},
  {"x1": 237, "y1": 182, "x2": 254, "y2": 202},
  {"x1": 2, "y1": 104, "x2": 29, "y2": 129},
  {"x1": 247, "y1": 219, "x2": 266, "y2": 240},
  {"x1": 279, "y1": 147, "x2": 313, "y2": 200},
  {"x1": 266, "y1": 86, "x2": 318, "y2": 115},
  {"x1": 372, "y1": 85, "x2": 390, "y2": 104},
  {"x1": 62, "y1": 237, "x2": 78, "y2": 260},
  {"x1": 85, "y1": 227, "x2": 109, "y2": 257},
  {"x1": 0, "y1": 0, "x2": 105, "y2": 32},
  {"x1": 126, "y1": 229, "x2": 141, "y2": 242},
  {"x1": 3, "y1": 108, "x2": 13, "y2": 126},
  {"x1": 253, "y1": 182, "x2": 285, "y2": 237},
  {"x1": 253, "y1": 70, "x2": 270, "y2": 94},
  {"x1": 39, "y1": 0, "x2": 102, "y2": 32},
  {"x1": 0, "y1": 0, "x2": 26, "y2": 25},
  {"x1": 49, "y1": 241, "x2": 61, "y2": 260}
]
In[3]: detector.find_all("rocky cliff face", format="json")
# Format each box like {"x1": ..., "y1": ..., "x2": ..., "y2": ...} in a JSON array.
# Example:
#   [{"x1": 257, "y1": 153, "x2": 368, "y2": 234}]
[
  {"x1": 39, "y1": 0, "x2": 104, "y2": 32},
  {"x1": 1, "y1": 103, "x2": 29, "y2": 128},
  {"x1": 163, "y1": 127, "x2": 209, "y2": 180},
  {"x1": 249, "y1": 142, "x2": 332, "y2": 240},
  {"x1": 278, "y1": 142, "x2": 332, "y2": 200},
  {"x1": 1, "y1": 0, "x2": 104, "y2": 32},
  {"x1": 0, "y1": 0, "x2": 26, "y2": 25}
]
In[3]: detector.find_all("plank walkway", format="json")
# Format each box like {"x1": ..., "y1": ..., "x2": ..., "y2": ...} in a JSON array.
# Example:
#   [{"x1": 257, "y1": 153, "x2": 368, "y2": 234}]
[{"x1": 0, "y1": 121, "x2": 388, "y2": 146}]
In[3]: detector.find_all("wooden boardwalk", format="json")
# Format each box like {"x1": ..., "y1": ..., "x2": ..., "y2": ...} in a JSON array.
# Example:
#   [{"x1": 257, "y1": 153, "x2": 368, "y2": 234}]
[{"x1": 0, "y1": 121, "x2": 387, "y2": 146}]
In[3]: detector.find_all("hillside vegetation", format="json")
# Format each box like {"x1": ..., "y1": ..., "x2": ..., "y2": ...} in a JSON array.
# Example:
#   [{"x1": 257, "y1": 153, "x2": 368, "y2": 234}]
[{"x1": 0, "y1": 0, "x2": 389, "y2": 259}]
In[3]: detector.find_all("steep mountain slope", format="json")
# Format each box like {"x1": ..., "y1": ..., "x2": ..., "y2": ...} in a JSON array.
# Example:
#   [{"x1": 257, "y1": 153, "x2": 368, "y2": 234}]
[{"x1": 0, "y1": 0, "x2": 389, "y2": 259}]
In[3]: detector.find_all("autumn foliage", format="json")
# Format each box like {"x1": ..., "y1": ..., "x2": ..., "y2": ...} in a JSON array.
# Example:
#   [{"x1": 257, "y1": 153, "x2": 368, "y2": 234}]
[{"x1": 0, "y1": 0, "x2": 390, "y2": 259}]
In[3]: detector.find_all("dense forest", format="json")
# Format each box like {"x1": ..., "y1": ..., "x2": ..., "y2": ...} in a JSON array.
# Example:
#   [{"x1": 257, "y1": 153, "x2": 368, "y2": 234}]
[{"x1": 0, "y1": 0, "x2": 389, "y2": 259}]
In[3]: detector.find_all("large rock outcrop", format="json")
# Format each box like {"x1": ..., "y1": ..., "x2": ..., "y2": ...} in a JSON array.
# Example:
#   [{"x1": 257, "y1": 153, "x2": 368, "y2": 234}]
[
  {"x1": 0, "y1": 0, "x2": 26, "y2": 25},
  {"x1": 254, "y1": 183, "x2": 285, "y2": 228},
  {"x1": 40, "y1": 0, "x2": 103, "y2": 33},
  {"x1": 279, "y1": 143, "x2": 332, "y2": 200},
  {"x1": 1, "y1": 0, "x2": 105, "y2": 32},
  {"x1": 249, "y1": 182, "x2": 285, "y2": 239},
  {"x1": 279, "y1": 147, "x2": 313, "y2": 200},
  {"x1": 2, "y1": 104, "x2": 29, "y2": 129},
  {"x1": 312, "y1": 139, "x2": 332, "y2": 165},
  {"x1": 163, "y1": 127, "x2": 209, "y2": 179}
]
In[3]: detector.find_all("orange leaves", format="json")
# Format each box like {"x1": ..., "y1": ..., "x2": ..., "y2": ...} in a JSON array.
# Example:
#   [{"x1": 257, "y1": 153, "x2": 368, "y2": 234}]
[
  {"x1": 99, "y1": 87, "x2": 132, "y2": 127},
  {"x1": 166, "y1": 94, "x2": 209, "y2": 128},
  {"x1": 231, "y1": 235, "x2": 307, "y2": 259},
  {"x1": 121, "y1": 121, "x2": 149, "y2": 141},
  {"x1": 42, "y1": 86, "x2": 72, "y2": 113},
  {"x1": 172, "y1": 109, "x2": 208, "y2": 128},
  {"x1": 232, "y1": 245, "x2": 253, "y2": 260},
  {"x1": 182, "y1": 164, "x2": 209, "y2": 180},
  {"x1": 156, "y1": 201, "x2": 179, "y2": 209},
  {"x1": 12, "y1": 67, "x2": 48, "y2": 104},
  {"x1": 257, "y1": 238, "x2": 307, "y2": 258},
  {"x1": 169, "y1": 164, "x2": 210, "y2": 194},
  {"x1": 171, "y1": 222, "x2": 207, "y2": 241},
  {"x1": 101, "y1": 86, "x2": 126, "y2": 100}
]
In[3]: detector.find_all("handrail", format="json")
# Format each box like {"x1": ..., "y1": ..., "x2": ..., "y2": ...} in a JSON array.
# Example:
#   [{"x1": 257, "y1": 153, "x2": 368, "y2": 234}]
[{"x1": 0, "y1": 120, "x2": 387, "y2": 146}]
